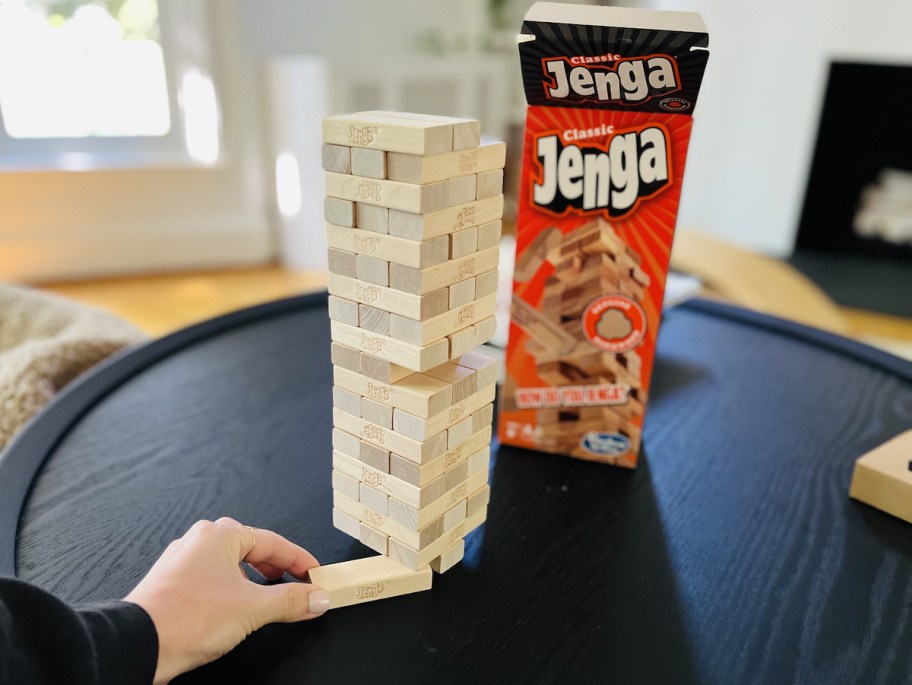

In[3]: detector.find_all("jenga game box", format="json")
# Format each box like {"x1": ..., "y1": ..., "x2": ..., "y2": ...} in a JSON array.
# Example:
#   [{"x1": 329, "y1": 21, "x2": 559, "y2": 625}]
[{"x1": 499, "y1": 3, "x2": 709, "y2": 467}]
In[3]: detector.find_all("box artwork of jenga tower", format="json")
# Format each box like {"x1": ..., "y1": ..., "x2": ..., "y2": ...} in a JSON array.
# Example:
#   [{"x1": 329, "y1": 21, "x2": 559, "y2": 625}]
[
  {"x1": 499, "y1": 3, "x2": 709, "y2": 467},
  {"x1": 316, "y1": 111, "x2": 504, "y2": 606}
]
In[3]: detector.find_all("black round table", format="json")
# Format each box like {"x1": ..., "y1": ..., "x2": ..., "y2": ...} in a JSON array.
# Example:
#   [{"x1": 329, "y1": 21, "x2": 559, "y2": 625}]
[{"x1": 2, "y1": 293, "x2": 912, "y2": 684}]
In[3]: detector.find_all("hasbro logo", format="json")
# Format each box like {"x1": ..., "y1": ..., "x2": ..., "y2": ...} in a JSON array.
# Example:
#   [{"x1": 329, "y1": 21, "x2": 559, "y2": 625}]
[{"x1": 581, "y1": 432, "x2": 630, "y2": 457}]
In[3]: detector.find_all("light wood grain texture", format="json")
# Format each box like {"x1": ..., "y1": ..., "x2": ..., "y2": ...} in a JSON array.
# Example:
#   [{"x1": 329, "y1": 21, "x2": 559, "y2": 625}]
[
  {"x1": 328, "y1": 273, "x2": 449, "y2": 322},
  {"x1": 388, "y1": 506, "x2": 487, "y2": 571},
  {"x1": 359, "y1": 482, "x2": 389, "y2": 516},
  {"x1": 330, "y1": 342, "x2": 361, "y2": 373},
  {"x1": 424, "y1": 362, "x2": 477, "y2": 403},
  {"x1": 322, "y1": 143, "x2": 351, "y2": 174},
  {"x1": 471, "y1": 316, "x2": 497, "y2": 348},
  {"x1": 361, "y1": 396, "x2": 392, "y2": 428},
  {"x1": 474, "y1": 269, "x2": 498, "y2": 299},
  {"x1": 447, "y1": 175, "x2": 477, "y2": 207},
  {"x1": 333, "y1": 450, "x2": 446, "y2": 509},
  {"x1": 355, "y1": 110, "x2": 479, "y2": 151},
  {"x1": 332, "y1": 507, "x2": 361, "y2": 538},
  {"x1": 359, "y1": 353, "x2": 414, "y2": 384},
  {"x1": 326, "y1": 224, "x2": 449, "y2": 269},
  {"x1": 331, "y1": 427, "x2": 360, "y2": 459},
  {"x1": 447, "y1": 415, "x2": 474, "y2": 449},
  {"x1": 510, "y1": 296, "x2": 577, "y2": 354},
  {"x1": 450, "y1": 226, "x2": 479, "y2": 260},
  {"x1": 466, "y1": 484, "x2": 490, "y2": 517},
  {"x1": 307, "y1": 555, "x2": 432, "y2": 610},
  {"x1": 389, "y1": 294, "x2": 497, "y2": 346},
  {"x1": 455, "y1": 351, "x2": 499, "y2": 390},
  {"x1": 334, "y1": 491, "x2": 437, "y2": 550},
  {"x1": 388, "y1": 195, "x2": 504, "y2": 242},
  {"x1": 389, "y1": 247, "x2": 500, "y2": 296},
  {"x1": 448, "y1": 278, "x2": 475, "y2": 309},
  {"x1": 357, "y1": 304, "x2": 390, "y2": 335},
  {"x1": 333, "y1": 410, "x2": 447, "y2": 466},
  {"x1": 430, "y1": 539, "x2": 465, "y2": 574},
  {"x1": 350, "y1": 147, "x2": 387, "y2": 179},
  {"x1": 443, "y1": 500, "x2": 467, "y2": 531},
  {"x1": 332, "y1": 386, "x2": 362, "y2": 417},
  {"x1": 332, "y1": 469, "x2": 361, "y2": 502},
  {"x1": 476, "y1": 220, "x2": 502, "y2": 250},
  {"x1": 355, "y1": 255, "x2": 389, "y2": 287},
  {"x1": 328, "y1": 249, "x2": 357, "y2": 278},
  {"x1": 387, "y1": 143, "x2": 506, "y2": 184},
  {"x1": 324, "y1": 197, "x2": 356, "y2": 227},
  {"x1": 471, "y1": 404, "x2": 494, "y2": 433},
  {"x1": 331, "y1": 320, "x2": 449, "y2": 372},
  {"x1": 358, "y1": 441, "x2": 390, "y2": 472},
  {"x1": 355, "y1": 203, "x2": 389, "y2": 234},
  {"x1": 386, "y1": 465, "x2": 488, "y2": 530},
  {"x1": 388, "y1": 426, "x2": 491, "y2": 489},
  {"x1": 325, "y1": 171, "x2": 448, "y2": 214},
  {"x1": 359, "y1": 523, "x2": 388, "y2": 555},
  {"x1": 333, "y1": 365, "x2": 451, "y2": 419},
  {"x1": 327, "y1": 295, "x2": 359, "y2": 326},
  {"x1": 393, "y1": 383, "x2": 495, "y2": 441},
  {"x1": 849, "y1": 430, "x2": 912, "y2": 524},
  {"x1": 476, "y1": 169, "x2": 503, "y2": 200},
  {"x1": 447, "y1": 326, "x2": 476, "y2": 358},
  {"x1": 323, "y1": 113, "x2": 453, "y2": 155}
]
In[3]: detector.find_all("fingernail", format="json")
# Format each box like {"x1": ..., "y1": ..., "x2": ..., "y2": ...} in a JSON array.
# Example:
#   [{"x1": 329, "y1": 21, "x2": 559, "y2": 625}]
[{"x1": 309, "y1": 589, "x2": 330, "y2": 614}]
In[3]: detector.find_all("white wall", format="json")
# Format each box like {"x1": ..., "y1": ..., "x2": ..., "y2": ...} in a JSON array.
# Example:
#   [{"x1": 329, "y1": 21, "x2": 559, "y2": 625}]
[{"x1": 644, "y1": 0, "x2": 912, "y2": 255}]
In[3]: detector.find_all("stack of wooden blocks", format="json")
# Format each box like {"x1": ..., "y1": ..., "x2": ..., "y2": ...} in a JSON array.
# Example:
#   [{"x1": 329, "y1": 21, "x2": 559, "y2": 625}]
[
  {"x1": 315, "y1": 111, "x2": 504, "y2": 606},
  {"x1": 511, "y1": 218, "x2": 648, "y2": 457}
]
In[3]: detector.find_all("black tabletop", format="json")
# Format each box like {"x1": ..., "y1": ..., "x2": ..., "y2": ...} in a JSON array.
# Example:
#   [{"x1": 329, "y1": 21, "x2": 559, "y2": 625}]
[{"x1": 2, "y1": 293, "x2": 912, "y2": 685}]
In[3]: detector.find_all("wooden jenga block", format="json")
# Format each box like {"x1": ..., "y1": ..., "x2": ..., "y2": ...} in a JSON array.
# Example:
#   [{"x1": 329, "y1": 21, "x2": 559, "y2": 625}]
[
  {"x1": 329, "y1": 274, "x2": 448, "y2": 322},
  {"x1": 510, "y1": 296, "x2": 576, "y2": 354},
  {"x1": 324, "y1": 197, "x2": 355, "y2": 227},
  {"x1": 359, "y1": 353, "x2": 414, "y2": 384},
  {"x1": 430, "y1": 539, "x2": 465, "y2": 574},
  {"x1": 327, "y1": 224, "x2": 450, "y2": 270},
  {"x1": 447, "y1": 175, "x2": 478, "y2": 207},
  {"x1": 323, "y1": 113, "x2": 454, "y2": 155},
  {"x1": 334, "y1": 491, "x2": 446, "y2": 551},
  {"x1": 389, "y1": 294, "x2": 496, "y2": 347},
  {"x1": 325, "y1": 172, "x2": 449, "y2": 214},
  {"x1": 447, "y1": 326, "x2": 476, "y2": 358},
  {"x1": 474, "y1": 269, "x2": 498, "y2": 298},
  {"x1": 448, "y1": 278, "x2": 476, "y2": 309},
  {"x1": 387, "y1": 466, "x2": 488, "y2": 530},
  {"x1": 450, "y1": 226, "x2": 479, "y2": 259},
  {"x1": 359, "y1": 523, "x2": 388, "y2": 555},
  {"x1": 388, "y1": 196, "x2": 504, "y2": 242},
  {"x1": 476, "y1": 220, "x2": 502, "y2": 251},
  {"x1": 331, "y1": 469, "x2": 361, "y2": 501},
  {"x1": 472, "y1": 316, "x2": 497, "y2": 348},
  {"x1": 424, "y1": 362, "x2": 477, "y2": 403},
  {"x1": 322, "y1": 143, "x2": 351, "y2": 174},
  {"x1": 387, "y1": 143, "x2": 506, "y2": 184},
  {"x1": 358, "y1": 440, "x2": 390, "y2": 472},
  {"x1": 455, "y1": 351, "x2": 499, "y2": 390},
  {"x1": 443, "y1": 500, "x2": 468, "y2": 531},
  {"x1": 328, "y1": 295, "x2": 359, "y2": 326},
  {"x1": 357, "y1": 304, "x2": 390, "y2": 335},
  {"x1": 392, "y1": 383, "x2": 495, "y2": 441},
  {"x1": 328, "y1": 248, "x2": 357, "y2": 278},
  {"x1": 330, "y1": 320, "x2": 449, "y2": 372},
  {"x1": 850, "y1": 430, "x2": 912, "y2": 524},
  {"x1": 388, "y1": 506, "x2": 487, "y2": 571},
  {"x1": 333, "y1": 410, "x2": 447, "y2": 465},
  {"x1": 447, "y1": 416, "x2": 474, "y2": 450},
  {"x1": 350, "y1": 147, "x2": 387, "y2": 179},
  {"x1": 332, "y1": 508, "x2": 361, "y2": 538},
  {"x1": 333, "y1": 449, "x2": 449, "y2": 509},
  {"x1": 359, "y1": 482, "x2": 389, "y2": 515},
  {"x1": 388, "y1": 426, "x2": 490, "y2": 489},
  {"x1": 355, "y1": 203, "x2": 389, "y2": 234},
  {"x1": 307, "y1": 555, "x2": 432, "y2": 610},
  {"x1": 331, "y1": 342, "x2": 361, "y2": 373},
  {"x1": 389, "y1": 247, "x2": 499, "y2": 296},
  {"x1": 332, "y1": 386, "x2": 362, "y2": 417},
  {"x1": 356, "y1": 110, "x2": 480, "y2": 151},
  {"x1": 332, "y1": 427, "x2": 360, "y2": 459},
  {"x1": 471, "y1": 404, "x2": 494, "y2": 433},
  {"x1": 476, "y1": 169, "x2": 503, "y2": 200},
  {"x1": 466, "y1": 484, "x2": 490, "y2": 517},
  {"x1": 361, "y1": 396, "x2": 393, "y2": 428},
  {"x1": 514, "y1": 226, "x2": 561, "y2": 281},
  {"x1": 333, "y1": 366, "x2": 451, "y2": 419},
  {"x1": 355, "y1": 255, "x2": 389, "y2": 286}
]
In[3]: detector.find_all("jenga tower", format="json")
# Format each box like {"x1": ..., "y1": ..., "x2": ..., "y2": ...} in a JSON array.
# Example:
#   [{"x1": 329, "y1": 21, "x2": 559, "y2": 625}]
[{"x1": 320, "y1": 111, "x2": 504, "y2": 582}]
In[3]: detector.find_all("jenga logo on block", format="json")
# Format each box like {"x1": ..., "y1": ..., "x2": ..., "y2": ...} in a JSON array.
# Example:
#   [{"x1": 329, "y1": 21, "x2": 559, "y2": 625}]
[
  {"x1": 367, "y1": 383, "x2": 391, "y2": 402},
  {"x1": 349, "y1": 125, "x2": 377, "y2": 146},
  {"x1": 355, "y1": 284, "x2": 379, "y2": 304},
  {"x1": 456, "y1": 304, "x2": 476, "y2": 326},
  {"x1": 445, "y1": 446, "x2": 463, "y2": 468},
  {"x1": 354, "y1": 235, "x2": 379, "y2": 255},
  {"x1": 454, "y1": 206, "x2": 476, "y2": 230},
  {"x1": 363, "y1": 470, "x2": 384, "y2": 486},
  {"x1": 361, "y1": 424, "x2": 385, "y2": 444},
  {"x1": 356, "y1": 582, "x2": 385, "y2": 599},
  {"x1": 361, "y1": 334, "x2": 384, "y2": 353},
  {"x1": 448, "y1": 404, "x2": 466, "y2": 424},
  {"x1": 450, "y1": 484, "x2": 468, "y2": 504},
  {"x1": 458, "y1": 150, "x2": 479, "y2": 172},
  {"x1": 457, "y1": 258, "x2": 476, "y2": 279},
  {"x1": 358, "y1": 181, "x2": 382, "y2": 203},
  {"x1": 448, "y1": 524, "x2": 466, "y2": 544},
  {"x1": 363, "y1": 509, "x2": 384, "y2": 528}
]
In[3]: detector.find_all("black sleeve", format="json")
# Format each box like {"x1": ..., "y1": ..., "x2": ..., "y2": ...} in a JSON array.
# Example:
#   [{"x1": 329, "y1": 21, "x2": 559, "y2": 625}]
[{"x1": 0, "y1": 577, "x2": 158, "y2": 685}]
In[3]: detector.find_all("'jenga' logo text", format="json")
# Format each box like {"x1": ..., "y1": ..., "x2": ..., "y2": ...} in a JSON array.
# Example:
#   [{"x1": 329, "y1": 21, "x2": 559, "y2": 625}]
[
  {"x1": 354, "y1": 234, "x2": 379, "y2": 255},
  {"x1": 355, "y1": 284, "x2": 379, "y2": 304},
  {"x1": 533, "y1": 127, "x2": 670, "y2": 218},
  {"x1": 457, "y1": 258, "x2": 476, "y2": 279},
  {"x1": 363, "y1": 509, "x2": 384, "y2": 528},
  {"x1": 456, "y1": 304, "x2": 476, "y2": 326},
  {"x1": 366, "y1": 383, "x2": 391, "y2": 402},
  {"x1": 454, "y1": 206, "x2": 476, "y2": 230},
  {"x1": 363, "y1": 470, "x2": 383, "y2": 487},
  {"x1": 448, "y1": 524, "x2": 466, "y2": 544},
  {"x1": 361, "y1": 424, "x2": 385, "y2": 444},
  {"x1": 361, "y1": 334, "x2": 384, "y2": 353},
  {"x1": 445, "y1": 446, "x2": 463, "y2": 468},
  {"x1": 542, "y1": 56, "x2": 679, "y2": 105},
  {"x1": 450, "y1": 484, "x2": 467, "y2": 504},
  {"x1": 350, "y1": 125, "x2": 377, "y2": 146},
  {"x1": 458, "y1": 151, "x2": 478, "y2": 173},
  {"x1": 356, "y1": 582, "x2": 385, "y2": 599},
  {"x1": 448, "y1": 404, "x2": 465, "y2": 424},
  {"x1": 358, "y1": 181, "x2": 382, "y2": 203}
]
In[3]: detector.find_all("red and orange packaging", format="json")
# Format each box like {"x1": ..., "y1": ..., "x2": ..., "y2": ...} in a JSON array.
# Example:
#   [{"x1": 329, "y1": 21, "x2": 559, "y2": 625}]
[{"x1": 499, "y1": 3, "x2": 709, "y2": 467}]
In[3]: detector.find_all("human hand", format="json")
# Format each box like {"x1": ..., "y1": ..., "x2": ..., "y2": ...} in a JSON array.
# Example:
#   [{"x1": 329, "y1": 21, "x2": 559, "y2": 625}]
[{"x1": 124, "y1": 517, "x2": 328, "y2": 685}]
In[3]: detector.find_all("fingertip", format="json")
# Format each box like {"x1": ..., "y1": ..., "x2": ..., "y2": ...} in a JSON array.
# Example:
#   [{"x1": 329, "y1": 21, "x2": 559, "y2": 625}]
[{"x1": 307, "y1": 586, "x2": 331, "y2": 616}]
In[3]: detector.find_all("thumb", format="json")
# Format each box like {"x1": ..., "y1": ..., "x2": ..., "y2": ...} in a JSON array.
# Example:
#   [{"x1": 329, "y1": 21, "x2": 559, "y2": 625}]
[{"x1": 257, "y1": 583, "x2": 331, "y2": 625}]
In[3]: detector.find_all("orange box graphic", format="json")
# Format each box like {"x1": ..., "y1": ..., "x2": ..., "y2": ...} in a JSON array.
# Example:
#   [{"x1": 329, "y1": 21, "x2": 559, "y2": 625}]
[{"x1": 499, "y1": 3, "x2": 709, "y2": 467}]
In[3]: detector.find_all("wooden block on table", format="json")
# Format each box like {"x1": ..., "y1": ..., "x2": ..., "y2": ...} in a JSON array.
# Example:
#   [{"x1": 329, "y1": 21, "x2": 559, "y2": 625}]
[
  {"x1": 476, "y1": 169, "x2": 503, "y2": 200},
  {"x1": 350, "y1": 147, "x2": 386, "y2": 179},
  {"x1": 325, "y1": 197, "x2": 355, "y2": 227},
  {"x1": 307, "y1": 555, "x2": 432, "y2": 610},
  {"x1": 355, "y1": 255, "x2": 389, "y2": 286},
  {"x1": 387, "y1": 464, "x2": 489, "y2": 530},
  {"x1": 331, "y1": 320, "x2": 449, "y2": 372},
  {"x1": 447, "y1": 326, "x2": 477, "y2": 359},
  {"x1": 329, "y1": 274, "x2": 449, "y2": 322},
  {"x1": 389, "y1": 294, "x2": 496, "y2": 346},
  {"x1": 454, "y1": 350, "x2": 499, "y2": 390},
  {"x1": 360, "y1": 353, "x2": 414, "y2": 384},
  {"x1": 334, "y1": 409, "x2": 448, "y2": 466},
  {"x1": 392, "y1": 383, "x2": 495, "y2": 442},
  {"x1": 332, "y1": 507, "x2": 361, "y2": 538},
  {"x1": 325, "y1": 171, "x2": 448, "y2": 214},
  {"x1": 510, "y1": 296, "x2": 577, "y2": 354},
  {"x1": 323, "y1": 113, "x2": 454, "y2": 155},
  {"x1": 334, "y1": 365, "x2": 451, "y2": 419},
  {"x1": 332, "y1": 469, "x2": 361, "y2": 502},
  {"x1": 448, "y1": 278, "x2": 476, "y2": 309},
  {"x1": 322, "y1": 143, "x2": 351, "y2": 174},
  {"x1": 477, "y1": 220, "x2": 502, "y2": 251},
  {"x1": 388, "y1": 196, "x2": 504, "y2": 242},
  {"x1": 447, "y1": 175, "x2": 477, "y2": 208},
  {"x1": 359, "y1": 523, "x2": 388, "y2": 555},
  {"x1": 359, "y1": 482, "x2": 389, "y2": 516},
  {"x1": 389, "y1": 426, "x2": 490, "y2": 488},
  {"x1": 355, "y1": 111, "x2": 480, "y2": 151},
  {"x1": 358, "y1": 304, "x2": 390, "y2": 336},
  {"x1": 326, "y1": 224, "x2": 450, "y2": 269},
  {"x1": 850, "y1": 430, "x2": 912, "y2": 524},
  {"x1": 472, "y1": 316, "x2": 497, "y2": 348},
  {"x1": 332, "y1": 427, "x2": 360, "y2": 459},
  {"x1": 328, "y1": 248, "x2": 357, "y2": 278},
  {"x1": 430, "y1": 539, "x2": 465, "y2": 574},
  {"x1": 387, "y1": 142, "x2": 506, "y2": 184},
  {"x1": 514, "y1": 226, "x2": 561, "y2": 281},
  {"x1": 355, "y1": 203, "x2": 389, "y2": 234},
  {"x1": 388, "y1": 506, "x2": 488, "y2": 571},
  {"x1": 389, "y1": 247, "x2": 500, "y2": 296},
  {"x1": 331, "y1": 342, "x2": 361, "y2": 373},
  {"x1": 424, "y1": 361, "x2": 477, "y2": 403},
  {"x1": 467, "y1": 484, "x2": 490, "y2": 517},
  {"x1": 328, "y1": 295, "x2": 359, "y2": 326},
  {"x1": 450, "y1": 226, "x2": 479, "y2": 259},
  {"x1": 332, "y1": 386, "x2": 362, "y2": 417},
  {"x1": 361, "y1": 396, "x2": 393, "y2": 428},
  {"x1": 358, "y1": 440, "x2": 390, "y2": 472}
]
